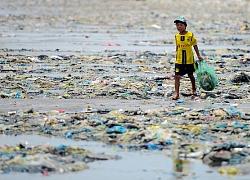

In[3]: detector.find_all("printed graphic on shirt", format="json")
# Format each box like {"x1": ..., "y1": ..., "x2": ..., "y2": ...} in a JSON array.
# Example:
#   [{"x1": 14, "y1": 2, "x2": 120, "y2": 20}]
[{"x1": 175, "y1": 31, "x2": 197, "y2": 64}]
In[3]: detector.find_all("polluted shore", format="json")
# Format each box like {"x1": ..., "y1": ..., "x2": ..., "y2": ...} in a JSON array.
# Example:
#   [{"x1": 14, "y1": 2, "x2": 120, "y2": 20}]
[{"x1": 1, "y1": 0, "x2": 250, "y2": 180}]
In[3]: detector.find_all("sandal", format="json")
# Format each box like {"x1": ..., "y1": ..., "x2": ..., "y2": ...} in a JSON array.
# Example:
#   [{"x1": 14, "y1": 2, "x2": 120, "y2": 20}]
[
  {"x1": 172, "y1": 95, "x2": 180, "y2": 100},
  {"x1": 181, "y1": 92, "x2": 191, "y2": 97}
]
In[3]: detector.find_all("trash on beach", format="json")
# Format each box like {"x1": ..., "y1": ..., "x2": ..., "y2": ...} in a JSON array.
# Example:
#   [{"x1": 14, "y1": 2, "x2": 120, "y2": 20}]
[{"x1": 0, "y1": 143, "x2": 120, "y2": 175}]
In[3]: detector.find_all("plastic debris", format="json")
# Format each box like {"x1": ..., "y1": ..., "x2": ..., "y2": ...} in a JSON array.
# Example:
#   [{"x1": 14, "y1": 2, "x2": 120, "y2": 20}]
[{"x1": 0, "y1": 143, "x2": 120, "y2": 174}]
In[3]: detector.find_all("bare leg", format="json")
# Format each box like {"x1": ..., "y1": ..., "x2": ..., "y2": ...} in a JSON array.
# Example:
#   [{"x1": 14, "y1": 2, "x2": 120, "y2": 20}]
[
  {"x1": 173, "y1": 75, "x2": 180, "y2": 100},
  {"x1": 188, "y1": 74, "x2": 196, "y2": 94}
]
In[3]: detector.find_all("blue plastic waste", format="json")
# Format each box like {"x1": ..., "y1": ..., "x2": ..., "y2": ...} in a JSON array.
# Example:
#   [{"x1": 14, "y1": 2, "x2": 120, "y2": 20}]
[
  {"x1": 167, "y1": 110, "x2": 184, "y2": 115},
  {"x1": 82, "y1": 80, "x2": 90, "y2": 86},
  {"x1": 234, "y1": 122, "x2": 248, "y2": 129},
  {"x1": 106, "y1": 126, "x2": 127, "y2": 134},
  {"x1": 3, "y1": 169, "x2": 11, "y2": 174},
  {"x1": 146, "y1": 143, "x2": 163, "y2": 150},
  {"x1": 90, "y1": 116, "x2": 104, "y2": 122},
  {"x1": 15, "y1": 92, "x2": 21, "y2": 98},
  {"x1": 55, "y1": 144, "x2": 67, "y2": 150},
  {"x1": 226, "y1": 108, "x2": 241, "y2": 116},
  {"x1": 66, "y1": 133, "x2": 72, "y2": 138},
  {"x1": 85, "y1": 128, "x2": 91, "y2": 132},
  {"x1": 165, "y1": 139, "x2": 173, "y2": 145},
  {"x1": 217, "y1": 123, "x2": 228, "y2": 128},
  {"x1": 175, "y1": 99, "x2": 184, "y2": 105}
]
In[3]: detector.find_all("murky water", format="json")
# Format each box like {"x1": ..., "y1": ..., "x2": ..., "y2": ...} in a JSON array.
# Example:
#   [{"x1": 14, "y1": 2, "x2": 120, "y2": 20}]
[{"x1": 2, "y1": 135, "x2": 247, "y2": 180}]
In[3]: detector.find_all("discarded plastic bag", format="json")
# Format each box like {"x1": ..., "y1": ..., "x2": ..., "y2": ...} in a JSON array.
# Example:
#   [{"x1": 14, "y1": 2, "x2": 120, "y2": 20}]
[{"x1": 194, "y1": 61, "x2": 218, "y2": 91}]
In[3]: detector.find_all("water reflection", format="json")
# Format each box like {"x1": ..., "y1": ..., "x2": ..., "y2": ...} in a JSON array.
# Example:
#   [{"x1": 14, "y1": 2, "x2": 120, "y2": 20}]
[
  {"x1": 173, "y1": 158, "x2": 190, "y2": 173},
  {"x1": 172, "y1": 158, "x2": 195, "y2": 180}
]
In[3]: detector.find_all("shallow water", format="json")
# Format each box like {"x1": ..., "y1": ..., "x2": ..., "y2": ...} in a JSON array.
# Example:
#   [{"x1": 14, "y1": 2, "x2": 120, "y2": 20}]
[
  {"x1": 2, "y1": 30, "x2": 250, "y2": 56},
  {"x1": 1, "y1": 135, "x2": 249, "y2": 180}
]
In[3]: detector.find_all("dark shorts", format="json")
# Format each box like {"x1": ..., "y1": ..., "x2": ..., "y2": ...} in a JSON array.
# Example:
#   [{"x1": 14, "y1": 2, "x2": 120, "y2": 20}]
[{"x1": 175, "y1": 63, "x2": 196, "y2": 76}]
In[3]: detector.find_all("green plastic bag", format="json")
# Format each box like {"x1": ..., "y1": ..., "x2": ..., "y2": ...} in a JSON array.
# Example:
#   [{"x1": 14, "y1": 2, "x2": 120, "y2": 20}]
[{"x1": 194, "y1": 61, "x2": 218, "y2": 91}]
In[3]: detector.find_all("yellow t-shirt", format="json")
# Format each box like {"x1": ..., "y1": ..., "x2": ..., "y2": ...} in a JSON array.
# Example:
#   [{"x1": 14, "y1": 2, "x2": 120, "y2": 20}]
[{"x1": 175, "y1": 31, "x2": 197, "y2": 64}]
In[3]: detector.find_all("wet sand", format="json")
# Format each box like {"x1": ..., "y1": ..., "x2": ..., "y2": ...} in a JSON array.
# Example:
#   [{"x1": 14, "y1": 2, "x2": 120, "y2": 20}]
[{"x1": 1, "y1": 98, "x2": 250, "y2": 113}]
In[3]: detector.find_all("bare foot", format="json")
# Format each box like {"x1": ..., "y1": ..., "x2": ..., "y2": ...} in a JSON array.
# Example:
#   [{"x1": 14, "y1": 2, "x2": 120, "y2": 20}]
[{"x1": 190, "y1": 89, "x2": 196, "y2": 95}]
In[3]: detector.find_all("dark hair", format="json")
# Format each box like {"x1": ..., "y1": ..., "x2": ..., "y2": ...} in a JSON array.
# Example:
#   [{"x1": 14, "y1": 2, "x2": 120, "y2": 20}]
[{"x1": 175, "y1": 20, "x2": 187, "y2": 27}]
